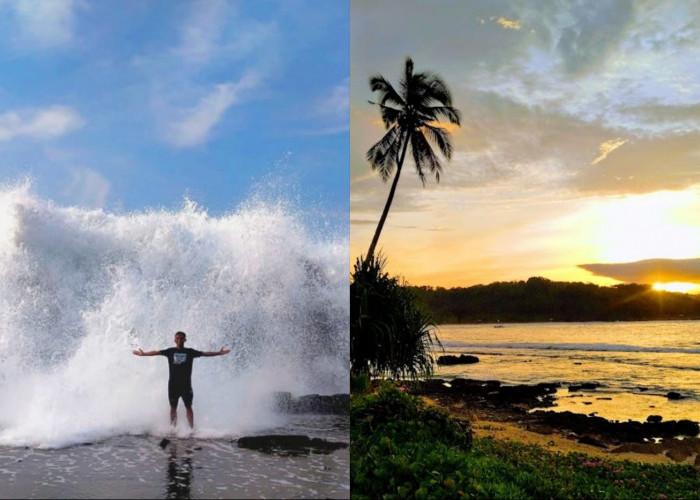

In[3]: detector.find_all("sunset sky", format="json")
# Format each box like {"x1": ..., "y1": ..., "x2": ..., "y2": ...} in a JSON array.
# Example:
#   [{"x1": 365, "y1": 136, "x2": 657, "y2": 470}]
[{"x1": 351, "y1": 0, "x2": 700, "y2": 292}]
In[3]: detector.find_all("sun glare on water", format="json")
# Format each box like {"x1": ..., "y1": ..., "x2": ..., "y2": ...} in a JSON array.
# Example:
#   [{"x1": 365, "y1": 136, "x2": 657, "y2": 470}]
[{"x1": 652, "y1": 282, "x2": 700, "y2": 294}]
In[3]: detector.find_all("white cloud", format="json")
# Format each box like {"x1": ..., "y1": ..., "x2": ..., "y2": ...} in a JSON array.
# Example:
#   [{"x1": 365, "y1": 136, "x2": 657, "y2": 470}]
[
  {"x1": 0, "y1": 106, "x2": 84, "y2": 142},
  {"x1": 316, "y1": 78, "x2": 349, "y2": 119},
  {"x1": 11, "y1": 0, "x2": 81, "y2": 48},
  {"x1": 176, "y1": 0, "x2": 229, "y2": 64},
  {"x1": 175, "y1": 0, "x2": 276, "y2": 65},
  {"x1": 63, "y1": 166, "x2": 110, "y2": 208},
  {"x1": 166, "y1": 72, "x2": 259, "y2": 148},
  {"x1": 305, "y1": 78, "x2": 349, "y2": 135}
]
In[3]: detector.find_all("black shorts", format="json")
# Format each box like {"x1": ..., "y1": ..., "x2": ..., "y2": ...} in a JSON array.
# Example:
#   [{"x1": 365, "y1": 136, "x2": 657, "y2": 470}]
[{"x1": 168, "y1": 384, "x2": 193, "y2": 409}]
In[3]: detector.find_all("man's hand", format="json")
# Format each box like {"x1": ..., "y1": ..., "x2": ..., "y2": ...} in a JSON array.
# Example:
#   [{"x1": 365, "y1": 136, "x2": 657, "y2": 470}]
[
  {"x1": 220, "y1": 348, "x2": 231, "y2": 355},
  {"x1": 133, "y1": 348, "x2": 144, "y2": 356}
]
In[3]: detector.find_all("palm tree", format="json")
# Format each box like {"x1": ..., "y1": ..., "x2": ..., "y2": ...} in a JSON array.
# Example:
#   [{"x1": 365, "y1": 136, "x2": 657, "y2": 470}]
[{"x1": 363, "y1": 57, "x2": 460, "y2": 266}]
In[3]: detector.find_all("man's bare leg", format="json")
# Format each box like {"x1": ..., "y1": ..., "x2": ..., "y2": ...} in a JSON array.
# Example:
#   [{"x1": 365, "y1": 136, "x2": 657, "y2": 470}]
[
  {"x1": 185, "y1": 407, "x2": 194, "y2": 429},
  {"x1": 170, "y1": 407, "x2": 177, "y2": 427}
]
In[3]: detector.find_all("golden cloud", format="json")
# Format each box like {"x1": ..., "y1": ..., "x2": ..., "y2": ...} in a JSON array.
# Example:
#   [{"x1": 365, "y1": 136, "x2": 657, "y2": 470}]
[
  {"x1": 496, "y1": 17, "x2": 521, "y2": 30},
  {"x1": 592, "y1": 138, "x2": 628, "y2": 165}
]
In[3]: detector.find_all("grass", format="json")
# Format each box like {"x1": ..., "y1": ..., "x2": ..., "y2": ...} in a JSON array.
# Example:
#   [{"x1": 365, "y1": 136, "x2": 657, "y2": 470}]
[{"x1": 351, "y1": 384, "x2": 700, "y2": 499}]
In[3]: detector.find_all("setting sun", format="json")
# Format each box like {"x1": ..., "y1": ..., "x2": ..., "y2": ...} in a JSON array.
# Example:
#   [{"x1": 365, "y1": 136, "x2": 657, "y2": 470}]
[{"x1": 652, "y1": 282, "x2": 700, "y2": 294}]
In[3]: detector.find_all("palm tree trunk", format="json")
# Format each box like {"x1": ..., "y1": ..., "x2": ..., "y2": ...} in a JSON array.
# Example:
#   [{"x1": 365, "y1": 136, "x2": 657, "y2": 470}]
[{"x1": 364, "y1": 130, "x2": 411, "y2": 267}]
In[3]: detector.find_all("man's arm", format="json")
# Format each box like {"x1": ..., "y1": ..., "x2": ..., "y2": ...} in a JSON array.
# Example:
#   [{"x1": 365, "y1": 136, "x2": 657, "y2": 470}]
[
  {"x1": 200, "y1": 348, "x2": 230, "y2": 357},
  {"x1": 133, "y1": 348, "x2": 161, "y2": 356}
]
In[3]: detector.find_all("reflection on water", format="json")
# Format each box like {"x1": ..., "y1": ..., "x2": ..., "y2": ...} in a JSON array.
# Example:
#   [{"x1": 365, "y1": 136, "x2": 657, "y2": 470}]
[
  {"x1": 437, "y1": 321, "x2": 700, "y2": 423},
  {"x1": 166, "y1": 442, "x2": 193, "y2": 500},
  {"x1": 0, "y1": 414, "x2": 349, "y2": 499}
]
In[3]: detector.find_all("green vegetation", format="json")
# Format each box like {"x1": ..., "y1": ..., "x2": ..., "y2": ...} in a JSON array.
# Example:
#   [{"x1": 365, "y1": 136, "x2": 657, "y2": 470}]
[
  {"x1": 350, "y1": 255, "x2": 440, "y2": 379},
  {"x1": 351, "y1": 385, "x2": 700, "y2": 499},
  {"x1": 411, "y1": 276, "x2": 700, "y2": 323},
  {"x1": 364, "y1": 57, "x2": 460, "y2": 264}
]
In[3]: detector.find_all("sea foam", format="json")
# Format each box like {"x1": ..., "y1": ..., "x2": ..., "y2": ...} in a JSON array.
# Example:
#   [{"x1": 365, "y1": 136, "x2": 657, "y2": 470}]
[{"x1": 0, "y1": 184, "x2": 348, "y2": 448}]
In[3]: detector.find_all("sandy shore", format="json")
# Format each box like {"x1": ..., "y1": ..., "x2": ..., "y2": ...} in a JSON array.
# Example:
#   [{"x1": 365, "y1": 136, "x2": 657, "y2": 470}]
[{"x1": 413, "y1": 380, "x2": 700, "y2": 467}]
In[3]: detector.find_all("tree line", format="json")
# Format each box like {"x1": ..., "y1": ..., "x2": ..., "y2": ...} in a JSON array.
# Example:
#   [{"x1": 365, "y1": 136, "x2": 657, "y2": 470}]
[{"x1": 409, "y1": 277, "x2": 700, "y2": 323}]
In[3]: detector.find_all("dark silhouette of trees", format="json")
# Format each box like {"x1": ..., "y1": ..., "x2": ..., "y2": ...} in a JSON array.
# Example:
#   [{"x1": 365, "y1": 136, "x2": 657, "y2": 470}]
[
  {"x1": 364, "y1": 57, "x2": 460, "y2": 265},
  {"x1": 410, "y1": 277, "x2": 700, "y2": 323},
  {"x1": 351, "y1": 255, "x2": 440, "y2": 379}
]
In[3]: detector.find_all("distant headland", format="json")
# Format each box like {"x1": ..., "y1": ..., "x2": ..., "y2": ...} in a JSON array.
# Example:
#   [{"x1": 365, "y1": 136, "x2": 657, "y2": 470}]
[{"x1": 410, "y1": 276, "x2": 700, "y2": 323}]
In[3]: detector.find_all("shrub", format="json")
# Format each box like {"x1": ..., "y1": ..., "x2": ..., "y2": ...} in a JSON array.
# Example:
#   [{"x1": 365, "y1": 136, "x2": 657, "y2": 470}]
[
  {"x1": 350, "y1": 254, "x2": 441, "y2": 379},
  {"x1": 350, "y1": 372, "x2": 370, "y2": 394},
  {"x1": 351, "y1": 387, "x2": 700, "y2": 499}
]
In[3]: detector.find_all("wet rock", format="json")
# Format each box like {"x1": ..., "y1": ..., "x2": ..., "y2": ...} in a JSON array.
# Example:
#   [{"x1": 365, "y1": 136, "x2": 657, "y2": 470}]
[
  {"x1": 437, "y1": 354, "x2": 480, "y2": 365},
  {"x1": 666, "y1": 391, "x2": 685, "y2": 400},
  {"x1": 610, "y1": 442, "x2": 663, "y2": 455},
  {"x1": 568, "y1": 383, "x2": 600, "y2": 392},
  {"x1": 578, "y1": 435, "x2": 607, "y2": 448},
  {"x1": 533, "y1": 410, "x2": 699, "y2": 443},
  {"x1": 159, "y1": 438, "x2": 171, "y2": 449},
  {"x1": 412, "y1": 378, "x2": 558, "y2": 408},
  {"x1": 490, "y1": 383, "x2": 559, "y2": 406},
  {"x1": 646, "y1": 415, "x2": 663, "y2": 424},
  {"x1": 236, "y1": 435, "x2": 348, "y2": 457},
  {"x1": 273, "y1": 392, "x2": 349, "y2": 415}
]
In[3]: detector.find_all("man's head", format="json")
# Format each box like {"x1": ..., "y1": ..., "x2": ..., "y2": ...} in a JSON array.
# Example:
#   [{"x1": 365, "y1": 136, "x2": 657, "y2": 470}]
[{"x1": 174, "y1": 331, "x2": 187, "y2": 348}]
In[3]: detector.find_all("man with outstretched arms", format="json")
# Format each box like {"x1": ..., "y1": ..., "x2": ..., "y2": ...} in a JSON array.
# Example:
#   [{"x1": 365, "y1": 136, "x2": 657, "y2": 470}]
[{"x1": 133, "y1": 331, "x2": 230, "y2": 429}]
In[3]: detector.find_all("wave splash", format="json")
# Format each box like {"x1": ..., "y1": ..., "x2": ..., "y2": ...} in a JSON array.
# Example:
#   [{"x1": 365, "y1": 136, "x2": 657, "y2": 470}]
[{"x1": 0, "y1": 184, "x2": 348, "y2": 448}]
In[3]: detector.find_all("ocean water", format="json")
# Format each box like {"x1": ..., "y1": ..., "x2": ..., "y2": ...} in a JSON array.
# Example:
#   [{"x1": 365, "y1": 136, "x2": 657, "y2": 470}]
[
  {"x1": 435, "y1": 321, "x2": 700, "y2": 423},
  {"x1": 0, "y1": 184, "x2": 349, "y2": 497}
]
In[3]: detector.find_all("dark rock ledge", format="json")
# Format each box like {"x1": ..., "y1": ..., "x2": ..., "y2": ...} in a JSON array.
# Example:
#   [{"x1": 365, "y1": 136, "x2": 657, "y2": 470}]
[
  {"x1": 410, "y1": 378, "x2": 700, "y2": 455},
  {"x1": 236, "y1": 435, "x2": 348, "y2": 457},
  {"x1": 273, "y1": 392, "x2": 349, "y2": 415},
  {"x1": 437, "y1": 354, "x2": 480, "y2": 365}
]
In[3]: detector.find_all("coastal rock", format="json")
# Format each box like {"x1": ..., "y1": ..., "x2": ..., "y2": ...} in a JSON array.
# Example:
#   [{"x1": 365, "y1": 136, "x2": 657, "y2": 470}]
[
  {"x1": 273, "y1": 392, "x2": 349, "y2": 414},
  {"x1": 236, "y1": 435, "x2": 348, "y2": 456},
  {"x1": 413, "y1": 378, "x2": 558, "y2": 408},
  {"x1": 646, "y1": 415, "x2": 663, "y2": 423},
  {"x1": 437, "y1": 354, "x2": 480, "y2": 365},
  {"x1": 568, "y1": 383, "x2": 601, "y2": 392},
  {"x1": 533, "y1": 410, "x2": 700, "y2": 443},
  {"x1": 578, "y1": 435, "x2": 607, "y2": 448},
  {"x1": 666, "y1": 391, "x2": 685, "y2": 400},
  {"x1": 613, "y1": 440, "x2": 700, "y2": 464}
]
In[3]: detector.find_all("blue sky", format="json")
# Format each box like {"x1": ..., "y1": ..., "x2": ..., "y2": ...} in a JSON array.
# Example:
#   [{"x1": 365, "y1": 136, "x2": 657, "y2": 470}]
[{"x1": 0, "y1": 0, "x2": 348, "y2": 227}]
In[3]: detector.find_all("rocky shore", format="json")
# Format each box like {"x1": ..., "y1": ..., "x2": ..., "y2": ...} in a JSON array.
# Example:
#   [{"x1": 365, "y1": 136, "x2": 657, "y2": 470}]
[{"x1": 410, "y1": 378, "x2": 700, "y2": 465}]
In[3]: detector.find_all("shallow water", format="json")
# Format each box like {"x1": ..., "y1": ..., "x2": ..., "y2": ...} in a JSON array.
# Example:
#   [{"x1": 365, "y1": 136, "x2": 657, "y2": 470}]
[
  {"x1": 436, "y1": 321, "x2": 700, "y2": 423},
  {"x1": 0, "y1": 414, "x2": 349, "y2": 499}
]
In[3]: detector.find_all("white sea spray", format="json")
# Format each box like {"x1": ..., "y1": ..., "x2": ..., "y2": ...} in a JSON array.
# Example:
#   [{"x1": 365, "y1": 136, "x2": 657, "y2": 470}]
[{"x1": 0, "y1": 183, "x2": 348, "y2": 448}]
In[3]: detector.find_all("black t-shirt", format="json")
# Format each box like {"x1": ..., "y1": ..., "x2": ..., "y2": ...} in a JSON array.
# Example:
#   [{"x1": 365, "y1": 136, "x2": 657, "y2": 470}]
[{"x1": 159, "y1": 347, "x2": 203, "y2": 387}]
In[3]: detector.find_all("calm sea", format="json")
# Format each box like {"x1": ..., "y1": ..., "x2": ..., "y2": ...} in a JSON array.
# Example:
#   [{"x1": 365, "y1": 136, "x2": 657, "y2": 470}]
[{"x1": 435, "y1": 321, "x2": 700, "y2": 423}]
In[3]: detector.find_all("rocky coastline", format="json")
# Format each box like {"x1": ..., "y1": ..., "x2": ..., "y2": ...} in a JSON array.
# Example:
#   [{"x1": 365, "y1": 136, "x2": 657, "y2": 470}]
[{"x1": 410, "y1": 378, "x2": 700, "y2": 465}]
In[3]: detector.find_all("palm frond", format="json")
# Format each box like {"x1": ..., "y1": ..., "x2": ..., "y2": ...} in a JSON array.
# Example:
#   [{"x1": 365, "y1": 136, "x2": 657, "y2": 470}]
[
  {"x1": 411, "y1": 130, "x2": 443, "y2": 183},
  {"x1": 366, "y1": 126, "x2": 401, "y2": 182},
  {"x1": 425, "y1": 76, "x2": 453, "y2": 106},
  {"x1": 426, "y1": 105, "x2": 461, "y2": 125},
  {"x1": 369, "y1": 76, "x2": 405, "y2": 108},
  {"x1": 379, "y1": 104, "x2": 402, "y2": 128},
  {"x1": 423, "y1": 124, "x2": 453, "y2": 159}
]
